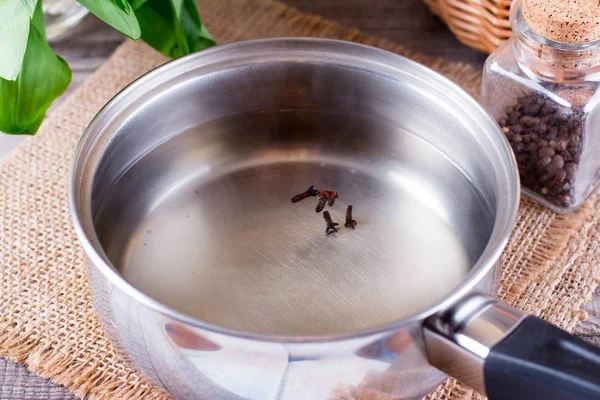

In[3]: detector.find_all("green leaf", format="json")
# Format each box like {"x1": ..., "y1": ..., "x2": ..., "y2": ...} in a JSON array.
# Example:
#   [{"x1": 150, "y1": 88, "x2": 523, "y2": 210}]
[
  {"x1": 113, "y1": 0, "x2": 129, "y2": 10},
  {"x1": 77, "y1": 0, "x2": 141, "y2": 39},
  {"x1": 0, "y1": 1, "x2": 30, "y2": 81},
  {"x1": 0, "y1": 2, "x2": 71, "y2": 134},
  {"x1": 172, "y1": 0, "x2": 215, "y2": 53},
  {"x1": 21, "y1": 0, "x2": 37, "y2": 17},
  {"x1": 134, "y1": 0, "x2": 215, "y2": 59},
  {"x1": 129, "y1": 0, "x2": 149, "y2": 10},
  {"x1": 30, "y1": 0, "x2": 45, "y2": 40}
]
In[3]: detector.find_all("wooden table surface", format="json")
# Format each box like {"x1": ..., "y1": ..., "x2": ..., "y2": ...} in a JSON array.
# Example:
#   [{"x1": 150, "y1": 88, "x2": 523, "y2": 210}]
[{"x1": 0, "y1": 1, "x2": 598, "y2": 398}]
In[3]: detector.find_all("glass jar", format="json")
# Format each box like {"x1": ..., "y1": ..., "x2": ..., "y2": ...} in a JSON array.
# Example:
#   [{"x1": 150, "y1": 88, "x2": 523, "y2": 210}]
[
  {"x1": 481, "y1": 0, "x2": 600, "y2": 212},
  {"x1": 43, "y1": 0, "x2": 88, "y2": 42}
]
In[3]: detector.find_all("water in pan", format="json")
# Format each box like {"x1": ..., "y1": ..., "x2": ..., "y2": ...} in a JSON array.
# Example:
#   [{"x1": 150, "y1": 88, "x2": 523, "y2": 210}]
[{"x1": 95, "y1": 110, "x2": 494, "y2": 336}]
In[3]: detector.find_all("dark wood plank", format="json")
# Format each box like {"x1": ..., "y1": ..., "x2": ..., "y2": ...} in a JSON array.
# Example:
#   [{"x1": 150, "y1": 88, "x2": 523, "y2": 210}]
[{"x1": 283, "y1": 0, "x2": 487, "y2": 67}]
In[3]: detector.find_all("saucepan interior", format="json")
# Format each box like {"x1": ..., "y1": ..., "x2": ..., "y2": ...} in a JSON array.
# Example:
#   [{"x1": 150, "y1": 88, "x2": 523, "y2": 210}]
[{"x1": 71, "y1": 38, "x2": 518, "y2": 339}]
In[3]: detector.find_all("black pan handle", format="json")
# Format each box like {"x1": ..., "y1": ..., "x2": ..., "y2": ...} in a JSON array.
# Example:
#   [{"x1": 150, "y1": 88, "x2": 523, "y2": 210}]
[
  {"x1": 424, "y1": 294, "x2": 600, "y2": 400},
  {"x1": 485, "y1": 315, "x2": 600, "y2": 400}
]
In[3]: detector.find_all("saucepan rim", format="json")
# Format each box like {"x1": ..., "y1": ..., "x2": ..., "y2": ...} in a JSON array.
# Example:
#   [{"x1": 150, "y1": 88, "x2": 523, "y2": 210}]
[{"x1": 68, "y1": 37, "x2": 520, "y2": 344}]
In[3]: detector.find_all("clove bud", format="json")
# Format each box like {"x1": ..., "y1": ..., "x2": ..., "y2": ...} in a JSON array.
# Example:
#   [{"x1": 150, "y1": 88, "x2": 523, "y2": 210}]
[
  {"x1": 323, "y1": 211, "x2": 339, "y2": 235},
  {"x1": 316, "y1": 190, "x2": 338, "y2": 213},
  {"x1": 344, "y1": 205, "x2": 357, "y2": 229},
  {"x1": 291, "y1": 185, "x2": 320, "y2": 203}
]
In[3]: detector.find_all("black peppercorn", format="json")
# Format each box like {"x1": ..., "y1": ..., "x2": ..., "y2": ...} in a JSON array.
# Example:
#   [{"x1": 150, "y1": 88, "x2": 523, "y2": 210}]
[{"x1": 498, "y1": 92, "x2": 584, "y2": 208}]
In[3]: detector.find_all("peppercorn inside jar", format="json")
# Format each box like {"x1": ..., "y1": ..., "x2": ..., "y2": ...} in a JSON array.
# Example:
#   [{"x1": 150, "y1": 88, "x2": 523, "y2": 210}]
[{"x1": 481, "y1": 0, "x2": 600, "y2": 212}]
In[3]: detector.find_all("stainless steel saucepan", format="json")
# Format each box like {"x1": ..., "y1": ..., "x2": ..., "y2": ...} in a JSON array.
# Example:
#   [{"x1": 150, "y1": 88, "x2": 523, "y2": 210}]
[{"x1": 69, "y1": 38, "x2": 600, "y2": 400}]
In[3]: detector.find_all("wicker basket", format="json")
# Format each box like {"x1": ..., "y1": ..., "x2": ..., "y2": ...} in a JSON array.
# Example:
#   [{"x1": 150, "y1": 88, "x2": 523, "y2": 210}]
[{"x1": 423, "y1": 0, "x2": 513, "y2": 54}]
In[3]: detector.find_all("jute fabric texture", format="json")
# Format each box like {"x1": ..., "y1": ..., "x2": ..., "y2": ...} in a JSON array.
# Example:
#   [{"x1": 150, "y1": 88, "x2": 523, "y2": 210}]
[{"x1": 0, "y1": 0, "x2": 597, "y2": 398}]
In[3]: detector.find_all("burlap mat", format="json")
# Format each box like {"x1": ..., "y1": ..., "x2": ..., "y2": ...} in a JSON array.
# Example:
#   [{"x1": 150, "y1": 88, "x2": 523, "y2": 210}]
[{"x1": 1, "y1": 0, "x2": 598, "y2": 398}]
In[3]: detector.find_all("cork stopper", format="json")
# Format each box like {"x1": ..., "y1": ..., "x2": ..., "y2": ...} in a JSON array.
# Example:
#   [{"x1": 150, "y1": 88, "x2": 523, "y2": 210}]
[{"x1": 522, "y1": 0, "x2": 600, "y2": 43}]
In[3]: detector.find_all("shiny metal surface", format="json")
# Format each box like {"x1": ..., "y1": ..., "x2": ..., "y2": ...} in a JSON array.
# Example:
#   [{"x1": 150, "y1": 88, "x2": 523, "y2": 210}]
[
  {"x1": 70, "y1": 38, "x2": 520, "y2": 399},
  {"x1": 424, "y1": 294, "x2": 526, "y2": 394},
  {"x1": 95, "y1": 110, "x2": 482, "y2": 336}
]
